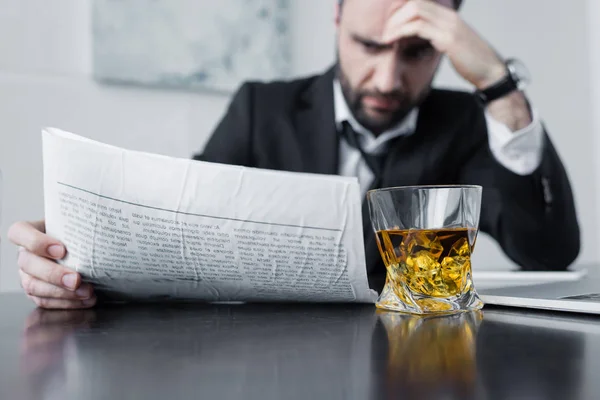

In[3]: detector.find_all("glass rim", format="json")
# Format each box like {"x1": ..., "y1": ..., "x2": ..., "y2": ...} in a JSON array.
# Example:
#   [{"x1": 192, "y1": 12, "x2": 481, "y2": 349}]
[{"x1": 368, "y1": 184, "x2": 482, "y2": 195}]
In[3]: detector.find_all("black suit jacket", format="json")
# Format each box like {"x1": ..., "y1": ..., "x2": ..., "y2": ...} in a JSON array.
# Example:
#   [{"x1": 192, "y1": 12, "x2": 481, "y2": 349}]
[{"x1": 194, "y1": 68, "x2": 580, "y2": 291}]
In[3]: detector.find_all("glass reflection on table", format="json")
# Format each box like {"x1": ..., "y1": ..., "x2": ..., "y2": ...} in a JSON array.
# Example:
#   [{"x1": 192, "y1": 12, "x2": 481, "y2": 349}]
[{"x1": 373, "y1": 310, "x2": 483, "y2": 399}]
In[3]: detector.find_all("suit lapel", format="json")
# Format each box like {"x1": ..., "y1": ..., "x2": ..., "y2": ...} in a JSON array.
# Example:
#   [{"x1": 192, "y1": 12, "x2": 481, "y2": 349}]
[{"x1": 294, "y1": 67, "x2": 339, "y2": 175}]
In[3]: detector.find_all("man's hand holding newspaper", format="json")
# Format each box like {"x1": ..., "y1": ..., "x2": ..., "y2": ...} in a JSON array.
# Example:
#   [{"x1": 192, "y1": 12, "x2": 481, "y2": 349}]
[{"x1": 9, "y1": 129, "x2": 377, "y2": 309}]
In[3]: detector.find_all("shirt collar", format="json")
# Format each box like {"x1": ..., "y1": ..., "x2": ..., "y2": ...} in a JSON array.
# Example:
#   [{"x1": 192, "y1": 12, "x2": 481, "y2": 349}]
[{"x1": 333, "y1": 79, "x2": 419, "y2": 151}]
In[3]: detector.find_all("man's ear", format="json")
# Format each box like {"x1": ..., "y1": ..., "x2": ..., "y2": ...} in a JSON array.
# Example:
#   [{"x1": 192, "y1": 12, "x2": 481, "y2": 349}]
[{"x1": 335, "y1": 1, "x2": 342, "y2": 26}]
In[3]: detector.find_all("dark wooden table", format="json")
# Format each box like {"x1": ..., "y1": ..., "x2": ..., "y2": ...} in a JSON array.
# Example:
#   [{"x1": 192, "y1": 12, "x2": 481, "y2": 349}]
[{"x1": 0, "y1": 293, "x2": 598, "y2": 400}]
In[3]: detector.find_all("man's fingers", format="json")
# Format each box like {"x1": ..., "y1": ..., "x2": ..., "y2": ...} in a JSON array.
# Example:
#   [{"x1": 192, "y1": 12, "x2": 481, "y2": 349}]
[
  {"x1": 27, "y1": 295, "x2": 97, "y2": 310},
  {"x1": 385, "y1": 19, "x2": 450, "y2": 51},
  {"x1": 30, "y1": 220, "x2": 47, "y2": 233},
  {"x1": 383, "y1": 0, "x2": 456, "y2": 43},
  {"x1": 20, "y1": 270, "x2": 93, "y2": 300},
  {"x1": 8, "y1": 220, "x2": 66, "y2": 260},
  {"x1": 18, "y1": 250, "x2": 81, "y2": 290},
  {"x1": 386, "y1": 0, "x2": 429, "y2": 26},
  {"x1": 395, "y1": 0, "x2": 455, "y2": 23}
]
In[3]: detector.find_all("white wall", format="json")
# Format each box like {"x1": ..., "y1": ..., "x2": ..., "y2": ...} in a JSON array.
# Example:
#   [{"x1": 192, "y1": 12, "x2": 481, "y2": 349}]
[
  {"x1": 0, "y1": 0, "x2": 595, "y2": 291},
  {"x1": 589, "y1": 0, "x2": 600, "y2": 261},
  {"x1": 583, "y1": 0, "x2": 600, "y2": 374}
]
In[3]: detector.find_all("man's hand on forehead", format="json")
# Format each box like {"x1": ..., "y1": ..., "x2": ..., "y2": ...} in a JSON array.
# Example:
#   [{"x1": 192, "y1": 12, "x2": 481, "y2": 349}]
[
  {"x1": 380, "y1": 0, "x2": 506, "y2": 90},
  {"x1": 382, "y1": 0, "x2": 457, "y2": 49}
]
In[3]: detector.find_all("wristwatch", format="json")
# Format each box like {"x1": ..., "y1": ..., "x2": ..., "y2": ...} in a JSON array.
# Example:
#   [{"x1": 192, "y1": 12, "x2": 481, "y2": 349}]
[{"x1": 475, "y1": 58, "x2": 531, "y2": 105}]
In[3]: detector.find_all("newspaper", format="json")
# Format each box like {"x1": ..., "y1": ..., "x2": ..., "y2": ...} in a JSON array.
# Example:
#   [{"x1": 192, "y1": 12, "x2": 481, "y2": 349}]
[{"x1": 42, "y1": 128, "x2": 377, "y2": 303}]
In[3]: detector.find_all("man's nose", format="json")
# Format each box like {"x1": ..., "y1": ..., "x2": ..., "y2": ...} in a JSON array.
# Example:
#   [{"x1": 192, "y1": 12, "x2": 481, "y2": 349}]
[{"x1": 372, "y1": 53, "x2": 402, "y2": 93}]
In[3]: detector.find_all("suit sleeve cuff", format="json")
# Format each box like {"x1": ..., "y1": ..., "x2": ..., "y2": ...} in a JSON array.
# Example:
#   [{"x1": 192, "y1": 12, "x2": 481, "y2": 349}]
[{"x1": 485, "y1": 108, "x2": 545, "y2": 176}]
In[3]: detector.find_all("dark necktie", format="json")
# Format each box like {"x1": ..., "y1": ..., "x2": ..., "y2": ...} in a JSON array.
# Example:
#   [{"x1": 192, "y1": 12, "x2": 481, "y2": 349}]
[
  {"x1": 342, "y1": 121, "x2": 400, "y2": 281},
  {"x1": 341, "y1": 121, "x2": 385, "y2": 189}
]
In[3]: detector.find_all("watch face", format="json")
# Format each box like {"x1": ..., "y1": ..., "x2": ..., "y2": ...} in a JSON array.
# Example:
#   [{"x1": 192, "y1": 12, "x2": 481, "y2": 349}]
[{"x1": 507, "y1": 59, "x2": 531, "y2": 90}]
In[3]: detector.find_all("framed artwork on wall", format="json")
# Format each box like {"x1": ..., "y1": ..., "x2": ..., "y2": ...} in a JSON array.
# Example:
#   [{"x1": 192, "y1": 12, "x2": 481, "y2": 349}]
[{"x1": 92, "y1": 0, "x2": 291, "y2": 93}]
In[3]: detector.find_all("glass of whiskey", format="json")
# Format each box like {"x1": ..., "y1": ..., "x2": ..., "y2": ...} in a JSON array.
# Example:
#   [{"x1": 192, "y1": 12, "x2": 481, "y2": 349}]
[{"x1": 367, "y1": 185, "x2": 484, "y2": 314}]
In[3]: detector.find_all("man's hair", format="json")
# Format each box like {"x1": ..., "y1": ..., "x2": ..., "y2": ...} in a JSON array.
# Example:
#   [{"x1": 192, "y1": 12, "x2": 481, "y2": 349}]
[{"x1": 338, "y1": 0, "x2": 464, "y2": 10}]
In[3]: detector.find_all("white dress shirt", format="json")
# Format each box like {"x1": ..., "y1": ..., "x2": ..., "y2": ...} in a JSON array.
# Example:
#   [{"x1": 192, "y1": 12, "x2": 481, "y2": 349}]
[{"x1": 334, "y1": 80, "x2": 545, "y2": 196}]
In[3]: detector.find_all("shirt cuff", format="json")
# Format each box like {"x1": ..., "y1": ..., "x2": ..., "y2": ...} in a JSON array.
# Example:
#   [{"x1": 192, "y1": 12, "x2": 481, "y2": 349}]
[{"x1": 485, "y1": 108, "x2": 545, "y2": 176}]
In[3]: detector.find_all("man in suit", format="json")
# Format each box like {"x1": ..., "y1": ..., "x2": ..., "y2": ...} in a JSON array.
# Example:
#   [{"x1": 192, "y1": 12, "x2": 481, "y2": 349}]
[{"x1": 9, "y1": 0, "x2": 580, "y2": 308}]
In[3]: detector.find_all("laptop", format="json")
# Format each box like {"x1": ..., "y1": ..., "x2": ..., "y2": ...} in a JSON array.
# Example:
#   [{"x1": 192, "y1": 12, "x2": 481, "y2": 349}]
[
  {"x1": 472, "y1": 269, "x2": 587, "y2": 290},
  {"x1": 478, "y1": 269, "x2": 600, "y2": 314}
]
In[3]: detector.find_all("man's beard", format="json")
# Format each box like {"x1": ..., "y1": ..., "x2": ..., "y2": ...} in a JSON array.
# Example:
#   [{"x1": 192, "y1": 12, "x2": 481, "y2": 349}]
[{"x1": 337, "y1": 64, "x2": 431, "y2": 135}]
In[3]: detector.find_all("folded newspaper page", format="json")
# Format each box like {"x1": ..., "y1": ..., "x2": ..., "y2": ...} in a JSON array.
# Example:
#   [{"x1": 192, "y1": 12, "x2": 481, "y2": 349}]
[{"x1": 42, "y1": 128, "x2": 377, "y2": 303}]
